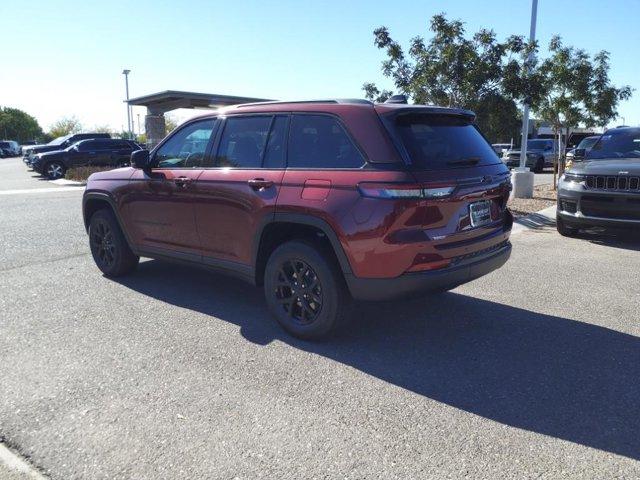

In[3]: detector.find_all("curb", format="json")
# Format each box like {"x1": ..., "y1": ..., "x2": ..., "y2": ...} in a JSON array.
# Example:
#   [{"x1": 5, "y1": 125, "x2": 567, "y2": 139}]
[
  {"x1": 0, "y1": 442, "x2": 48, "y2": 479},
  {"x1": 49, "y1": 179, "x2": 86, "y2": 187},
  {"x1": 512, "y1": 205, "x2": 557, "y2": 235}
]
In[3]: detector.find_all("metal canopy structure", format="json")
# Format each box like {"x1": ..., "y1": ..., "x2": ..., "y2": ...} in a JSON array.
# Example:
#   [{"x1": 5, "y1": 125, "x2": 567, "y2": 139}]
[
  {"x1": 127, "y1": 90, "x2": 271, "y2": 115},
  {"x1": 126, "y1": 90, "x2": 272, "y2": 147}
]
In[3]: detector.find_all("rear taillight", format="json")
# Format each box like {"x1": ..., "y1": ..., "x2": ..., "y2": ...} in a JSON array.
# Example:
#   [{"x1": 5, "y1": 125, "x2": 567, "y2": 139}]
[{"x1": 358, "y1": 182, "x2": 456, "y2": 199}]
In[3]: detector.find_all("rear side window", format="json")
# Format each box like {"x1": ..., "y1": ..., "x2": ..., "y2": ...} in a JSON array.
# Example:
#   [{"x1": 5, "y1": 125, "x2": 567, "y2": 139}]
[
  {"x1": 288, "y1": 115, "x2": 365, "y2": 169},
  {"x1": 216, "y1": 116, "x2": 272, "y2": 168},
  {"x1": 393, "y1": 114, "x2": 500, "y2": 170},
  {"x1": 93, "y1": 140, "x2": 117, "y2": 150}
]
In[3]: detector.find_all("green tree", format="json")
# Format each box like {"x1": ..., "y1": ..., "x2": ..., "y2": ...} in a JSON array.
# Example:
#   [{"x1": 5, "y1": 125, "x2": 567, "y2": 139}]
[
  {"x1": 165, "y1": 115, "x2": 178, "y2": 134},
  {"x1": 48, "y1": 116, "x2": 82, "y2": 138},
  {"x1": 92, "y1": 124, "x2": 114, "y2": 134},
  {"x1": 0, "y1": 107, "x2": 44, "y2": 143},
  {"x1": 363, "y1": 14, "x2": 544, "y2": 142},
  {"x1": 535, "y1": 36, "x2": 632, "y2": 179}
]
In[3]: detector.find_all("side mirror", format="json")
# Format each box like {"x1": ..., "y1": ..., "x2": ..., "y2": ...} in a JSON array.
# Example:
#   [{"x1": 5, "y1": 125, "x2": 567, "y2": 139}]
[
  {"x1": 573, "y1": 148, "x2": 586, "y2": 159},
  {"x1": 131, "y1": 149, "x2": 151, "y2": 169}
]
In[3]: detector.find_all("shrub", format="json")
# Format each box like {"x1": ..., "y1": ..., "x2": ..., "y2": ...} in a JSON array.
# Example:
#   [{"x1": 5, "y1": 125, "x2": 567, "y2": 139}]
[{"x1": 65, "y1": 166, "x2": 113, "y2": 182}]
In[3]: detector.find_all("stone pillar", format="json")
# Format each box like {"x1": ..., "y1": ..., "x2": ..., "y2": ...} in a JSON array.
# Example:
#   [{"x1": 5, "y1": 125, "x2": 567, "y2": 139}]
[{"x1": 145, "y1": 111, "x2": 166, "y2": 149}]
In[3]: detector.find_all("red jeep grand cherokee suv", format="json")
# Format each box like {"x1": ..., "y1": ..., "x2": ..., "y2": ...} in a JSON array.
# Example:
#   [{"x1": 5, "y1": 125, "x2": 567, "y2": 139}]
[{"x1": 83, "y1": 99, "x2": 513, "y2": 339}]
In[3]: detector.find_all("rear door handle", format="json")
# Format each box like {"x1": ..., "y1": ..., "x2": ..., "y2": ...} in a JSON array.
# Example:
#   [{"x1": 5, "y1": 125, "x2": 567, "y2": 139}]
[
  {"x1": 174, "y1": 176, "x2": 192, "y2": 188},
  {"x1": 247, "y1": 178, "x2": 274, "y2": 190}
]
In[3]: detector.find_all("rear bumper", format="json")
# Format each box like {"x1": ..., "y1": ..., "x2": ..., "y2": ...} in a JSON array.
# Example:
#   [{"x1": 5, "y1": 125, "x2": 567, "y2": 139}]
[{"x1": 345, "y1": 241, "x2": 511, "y2": 301}]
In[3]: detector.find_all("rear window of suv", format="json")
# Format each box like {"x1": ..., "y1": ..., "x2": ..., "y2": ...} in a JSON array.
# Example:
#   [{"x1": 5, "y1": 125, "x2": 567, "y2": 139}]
[{"x1": 393, "y1": 113, "x2": 500, "y2": 170}]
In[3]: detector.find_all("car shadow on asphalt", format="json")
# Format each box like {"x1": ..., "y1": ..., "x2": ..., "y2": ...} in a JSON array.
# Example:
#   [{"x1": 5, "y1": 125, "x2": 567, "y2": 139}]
[
  {"x1": 576, "y1": 228, "x2": 640, "y2": 251},
  {"x1": 115, "y1": 260, "x2": 640, "y2": 461}
]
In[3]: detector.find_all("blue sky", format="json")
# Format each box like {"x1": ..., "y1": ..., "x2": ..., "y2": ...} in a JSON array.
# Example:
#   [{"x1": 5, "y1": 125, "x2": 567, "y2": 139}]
[{"x1": 2, "y1": 0, "x2": 638, "y2": 133}]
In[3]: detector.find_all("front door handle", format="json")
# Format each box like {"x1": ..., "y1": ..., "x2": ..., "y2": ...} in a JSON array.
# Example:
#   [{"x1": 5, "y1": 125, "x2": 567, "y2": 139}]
[
  {"x1": 247, "y1": 178, "x2": 274, "y2": 190},
  {"x1": 174, "y1": 176, "x2": 192, "y2": 188}
]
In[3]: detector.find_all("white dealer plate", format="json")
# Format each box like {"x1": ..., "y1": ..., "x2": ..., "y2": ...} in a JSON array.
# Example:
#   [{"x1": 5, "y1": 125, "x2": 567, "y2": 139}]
[{"x1": 469, "y1": 200, "x2": 492, "y2": 227}]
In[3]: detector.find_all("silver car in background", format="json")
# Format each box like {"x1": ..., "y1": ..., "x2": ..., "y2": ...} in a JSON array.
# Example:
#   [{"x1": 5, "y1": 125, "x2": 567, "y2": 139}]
[
  {"x1": 502, "y1": 139, "x2": 558, "y2": 173},
  {"x1": 557, "y1": 127, "x2": 640, "y2": 236}
]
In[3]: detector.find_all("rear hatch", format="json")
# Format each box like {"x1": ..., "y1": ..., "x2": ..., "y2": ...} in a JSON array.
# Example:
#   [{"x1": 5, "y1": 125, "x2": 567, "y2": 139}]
[{"x1": 379, "y1": 108, "x2": 512, "y2": 260}]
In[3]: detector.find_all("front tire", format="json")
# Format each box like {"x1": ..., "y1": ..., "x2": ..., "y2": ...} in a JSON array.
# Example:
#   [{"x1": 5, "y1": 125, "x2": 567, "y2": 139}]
[
  {"x1": 44, "y1": 161, "x2": 66, "y2": 180},
  {"x1": 89, "y1": 209, "x2": 139, "y2": 276},
  {"x1": 557, "y1": 215, "x2": 579, "y2": 237},
  {"x1": 264, "y1": 240, "x2": 349, "y2": 340}
]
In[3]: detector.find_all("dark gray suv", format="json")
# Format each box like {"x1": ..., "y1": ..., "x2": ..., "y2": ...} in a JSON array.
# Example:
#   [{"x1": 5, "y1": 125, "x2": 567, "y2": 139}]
[{"x1": 557, "y1": 127, "x2": 640, "y2": 236}]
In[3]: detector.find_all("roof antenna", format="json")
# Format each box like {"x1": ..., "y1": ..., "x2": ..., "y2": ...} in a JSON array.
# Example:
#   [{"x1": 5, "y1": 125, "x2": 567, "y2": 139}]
[{"x1": 385, "y1": 94, "x2": 408, "y2": 104}]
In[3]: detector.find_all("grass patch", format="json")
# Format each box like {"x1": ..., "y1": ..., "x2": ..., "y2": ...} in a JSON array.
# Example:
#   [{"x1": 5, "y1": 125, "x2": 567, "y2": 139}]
[{"x1": 65, "y1": 166, "x2": 113, "y2": 182}]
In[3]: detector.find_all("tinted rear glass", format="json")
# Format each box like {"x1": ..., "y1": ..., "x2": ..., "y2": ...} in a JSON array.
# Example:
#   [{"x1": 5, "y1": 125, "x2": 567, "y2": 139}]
[{"x1": 393, "y1": 114, "x2": 499, "y2": 169}]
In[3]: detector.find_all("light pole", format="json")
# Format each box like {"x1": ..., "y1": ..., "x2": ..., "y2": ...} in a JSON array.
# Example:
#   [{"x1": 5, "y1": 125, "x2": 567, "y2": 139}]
[
  {"x1": 137, "y1": 113, "x2": 141, "y2": 137},
  {"x1": 512, "y1": 0, "x2": 538, "y2": 199},
  {"x1": 122, "y1": 69, "x2": 132, "y2": 139}
]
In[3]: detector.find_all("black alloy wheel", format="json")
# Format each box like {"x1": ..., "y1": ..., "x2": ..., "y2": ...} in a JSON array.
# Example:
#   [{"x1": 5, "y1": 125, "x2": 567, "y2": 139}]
[
  {"x1": 88, "y1": 209, "x2": 139, "y2": 276},
  {"x1": 90, "y1": 218, "x2": 117, "y2": 270},
  {"x1": 274, "y1": 259, "x2": 323, "y2": 325},
  {"x1": 264, "y1": 240, "x2": 348, "y2": 340}
]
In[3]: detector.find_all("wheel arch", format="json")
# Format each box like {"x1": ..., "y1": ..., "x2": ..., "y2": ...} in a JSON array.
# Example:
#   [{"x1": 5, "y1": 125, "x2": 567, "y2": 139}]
[
  {"x1": 83, "y1": 192, "x2": 136, "y2": 251},
  {"x1": 253, "y1": 213, "x2": 352, "y2": 286}
]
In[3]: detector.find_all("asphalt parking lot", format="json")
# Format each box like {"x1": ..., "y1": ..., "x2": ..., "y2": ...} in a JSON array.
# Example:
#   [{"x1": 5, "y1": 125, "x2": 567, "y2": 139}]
[{"x1": 1, "y1": 156, "x2": 640, "y2": 479}]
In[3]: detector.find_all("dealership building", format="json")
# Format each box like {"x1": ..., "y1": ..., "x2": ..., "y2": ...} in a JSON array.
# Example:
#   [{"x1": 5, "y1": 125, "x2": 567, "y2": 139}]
[{"x1": 127, "y1": 90, "x2": 270, "y2": 147}]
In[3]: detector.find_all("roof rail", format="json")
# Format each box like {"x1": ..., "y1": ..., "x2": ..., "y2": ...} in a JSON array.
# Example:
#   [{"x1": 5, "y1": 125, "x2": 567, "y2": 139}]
[{"x1": 236, "y1": 98, "x2": 373, "y2": 108}]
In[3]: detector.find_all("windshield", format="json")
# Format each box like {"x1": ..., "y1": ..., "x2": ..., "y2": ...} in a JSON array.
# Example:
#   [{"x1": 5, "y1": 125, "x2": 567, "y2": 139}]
[
  {"x1": 526, "y1": 139, "x2": 552, "y2": 150},
  {"x1": 577, "y1": 136, "x2": 599, "y2": 149},
  {"x1": 48, "y1": 135, "x2": 71, "y2": 146},
  {"x1": 393, "y1": 114, "x2": 500, "y2": 170},
  {"x1": 0, "y1": 142, "x2": 10, "y2": 148},
  {"x1": 587, "y1": 129, "x2": 640, "y2": 159}
]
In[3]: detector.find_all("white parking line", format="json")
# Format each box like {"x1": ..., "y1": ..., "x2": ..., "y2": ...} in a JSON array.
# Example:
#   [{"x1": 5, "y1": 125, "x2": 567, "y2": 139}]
[
  {"x1": 0, "y1": 442, "x2": 48, "y2": 479},
  {"x1": 0, "y1": 187, "x2": 84, "y2": 195}
]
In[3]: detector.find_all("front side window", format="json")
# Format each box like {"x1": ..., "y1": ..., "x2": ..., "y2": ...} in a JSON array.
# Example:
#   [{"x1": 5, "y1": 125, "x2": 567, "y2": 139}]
[
  {"x1": 215, "y1": 116, "x2": 272, "y2": 168},
  {"x1": 577, "y1": 136, "x2": 599, "y2": 150},
  {"x1": 93, "y1": 140, "x2": 116, "y2": 150},
  {"x1": 77, "y1": 141, "x2": 96, "y2": 152},
  {"x1": 288, "y1": 115, "x2": 365, "y2": 168},
  {"x1": 155, "y1": 118, "x2": 217, "y2": 168}
]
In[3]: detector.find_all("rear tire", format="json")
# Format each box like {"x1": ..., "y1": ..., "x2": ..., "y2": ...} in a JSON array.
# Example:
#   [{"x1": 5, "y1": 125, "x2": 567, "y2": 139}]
[
  {"x1": 556, "y1": 215, "x2": 579, "y2": 237},
  {"x1": 264, "y1": 240, "x2": 349, "y2": 340},
  {"x1": 89, "y1": 209, "x2": 139, "y2": 276}
]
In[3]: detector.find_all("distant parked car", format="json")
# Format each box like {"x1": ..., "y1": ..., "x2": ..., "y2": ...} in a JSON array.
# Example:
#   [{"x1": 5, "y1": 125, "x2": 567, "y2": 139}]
[
  {"x1": 557, "y1": 127, "x2": 640, "y2": 236},
  {"x1": 565, "y1": 135, "x2": 600, "y2": 164},
  {"x1": 0, "y1": 140, "x2": 21, "y2": 157},
  {"x1": 23, "y1": 133, "x2": 112, "y2": 164},
  {"x1": 32, "y1": 138, "x2": 141, "y2": 179},
  {"x1": 502, "y1": 139, "x2": 557, "y2": 173},
  {"x1": 491, "y1": 143, "x2": 512, "y2": 156},
  {"x1": 19, "y1": 140, "x2": 38, "y2": 155}
]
